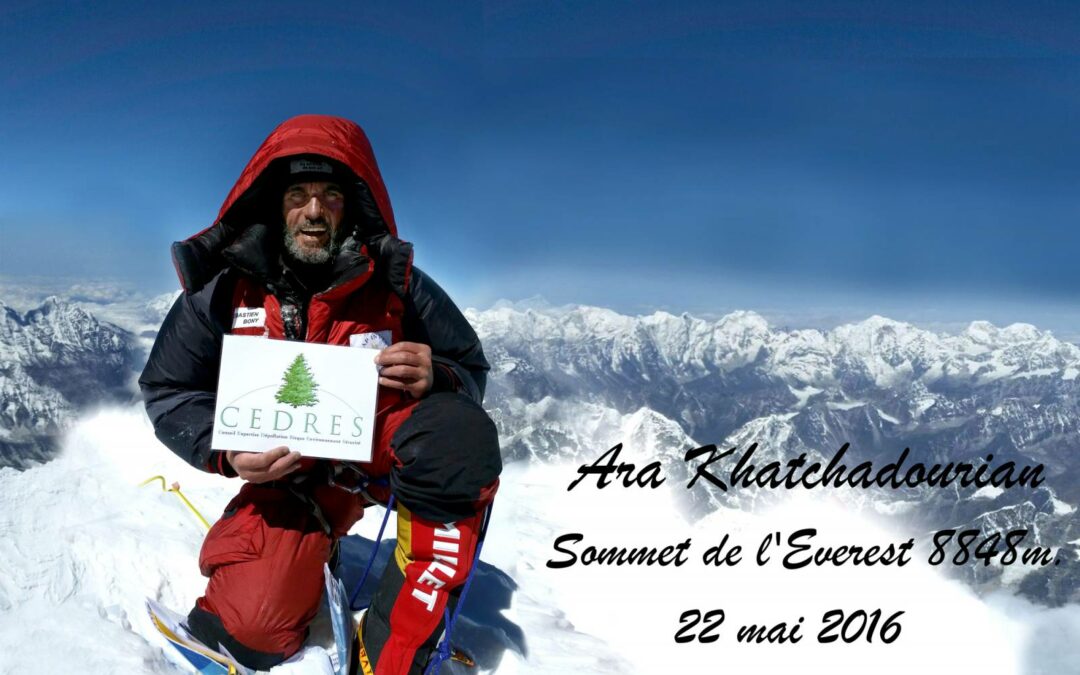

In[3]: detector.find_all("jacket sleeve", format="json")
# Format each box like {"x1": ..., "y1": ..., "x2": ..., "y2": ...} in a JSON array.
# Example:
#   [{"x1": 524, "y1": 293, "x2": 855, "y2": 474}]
[
  {"x1": 139, "y1": 277, "x2": 236, "y2": 476},
  {"x1": 402, "y1": 266, "x2": 489, "y2": 403}
]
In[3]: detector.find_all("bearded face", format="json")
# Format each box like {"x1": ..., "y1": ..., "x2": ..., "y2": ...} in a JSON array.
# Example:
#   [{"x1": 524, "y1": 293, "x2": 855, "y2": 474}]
[{"x1": 281, "y1": 181, "x2": 346, "y2": 264}]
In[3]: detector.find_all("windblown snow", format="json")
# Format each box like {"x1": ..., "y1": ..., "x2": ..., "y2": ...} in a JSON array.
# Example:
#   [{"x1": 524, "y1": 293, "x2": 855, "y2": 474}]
[{"x1": 2, "y1": 405, "x2": 1078, "y2": 674}]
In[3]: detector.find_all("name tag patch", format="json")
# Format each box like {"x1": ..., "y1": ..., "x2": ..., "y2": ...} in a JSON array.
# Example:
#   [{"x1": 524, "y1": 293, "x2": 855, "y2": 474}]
[
  {"x1": 349, "y1": 330, "x2": 392, "y2": 350},
  {"x1": 232, "y1": 307, "x2": 266, "y2": 329}
]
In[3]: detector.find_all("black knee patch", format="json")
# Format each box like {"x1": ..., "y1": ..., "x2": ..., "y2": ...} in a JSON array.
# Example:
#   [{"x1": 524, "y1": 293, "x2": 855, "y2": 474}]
[{"x1": 389, "y1": 392, "x2": 502, "y2": 522}]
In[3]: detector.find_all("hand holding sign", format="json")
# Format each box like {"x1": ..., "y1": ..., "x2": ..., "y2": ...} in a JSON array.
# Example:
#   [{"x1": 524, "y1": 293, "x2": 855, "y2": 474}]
[
  {"x1": 226, "y1": 446, "x2": 301, "y2": 483},
  {"x1": 375, "y1": 342, "x2": 434, "y2": 398}
]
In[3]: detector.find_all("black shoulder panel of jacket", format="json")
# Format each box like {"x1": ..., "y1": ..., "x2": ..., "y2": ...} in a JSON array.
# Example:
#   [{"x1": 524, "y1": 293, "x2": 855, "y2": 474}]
[
  {"x1": 364, "y1": 231, "x2": 412, "y2": 298},
  {"x1": 402, "y1": 266, "x2": 489, "y2": 403},
  {"x1": 171, "y1": 221, "x2": 240, "y2": 294},
  {"x1": 139, "y1": 270, "x2": 235, "y2": 472}
]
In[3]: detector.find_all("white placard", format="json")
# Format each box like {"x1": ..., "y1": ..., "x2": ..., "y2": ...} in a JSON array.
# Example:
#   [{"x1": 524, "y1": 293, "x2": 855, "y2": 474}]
[{"x1": 212, "y1": 335, "x2": 379, "y2": 461}]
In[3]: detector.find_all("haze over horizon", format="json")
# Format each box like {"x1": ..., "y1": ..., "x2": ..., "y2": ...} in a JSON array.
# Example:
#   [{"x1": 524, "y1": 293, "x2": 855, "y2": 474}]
[{"x1": 7, "y1": 273, "x2": 1080, "y2": 347}]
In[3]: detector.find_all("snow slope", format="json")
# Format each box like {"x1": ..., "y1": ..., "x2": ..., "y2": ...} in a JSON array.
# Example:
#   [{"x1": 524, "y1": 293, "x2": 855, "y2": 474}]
[
  {"x1": 2, "y1": 406, "x2": 1078, "y2": 674},
  {"x1": 0, "y1": 407, "x2": 219, "y2": 673}
]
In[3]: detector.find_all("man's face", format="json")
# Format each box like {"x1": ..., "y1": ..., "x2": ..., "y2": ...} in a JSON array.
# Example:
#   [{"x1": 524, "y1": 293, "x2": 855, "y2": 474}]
[{"x1": 281, "y1": 181, "x2": 346, "y2": 264}]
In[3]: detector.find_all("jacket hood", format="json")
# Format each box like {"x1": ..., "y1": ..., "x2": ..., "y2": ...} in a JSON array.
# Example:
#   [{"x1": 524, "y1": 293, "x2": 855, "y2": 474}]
[
  {"x1": 172, "y1": 115, "x2": 409, "y2": 293},
  {"x1": 214, "y1": 114, "x2": 397, "y2": 237}
]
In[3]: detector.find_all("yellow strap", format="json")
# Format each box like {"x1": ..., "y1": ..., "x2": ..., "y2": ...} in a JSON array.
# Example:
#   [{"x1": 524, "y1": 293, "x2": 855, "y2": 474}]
[
  {"x1": 394, "y1": 502, "x2": 414, "y2": 575},
  {"x1": 140, "y1": 475, "x2": 212, "y2": 531},
  {"x1": 356, "y1": 614, "x2": 375, "y2": 675}
]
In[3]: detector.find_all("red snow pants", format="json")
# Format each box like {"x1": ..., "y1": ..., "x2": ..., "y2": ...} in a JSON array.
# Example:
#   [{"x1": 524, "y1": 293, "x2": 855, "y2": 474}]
[{"x1": 186, "y1": 393, "x2": 501, "y2": 674}]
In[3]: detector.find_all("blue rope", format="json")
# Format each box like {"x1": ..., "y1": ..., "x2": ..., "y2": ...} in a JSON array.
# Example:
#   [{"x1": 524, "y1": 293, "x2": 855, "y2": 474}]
[
  {"x1": 424, "y1": 501, "x2": 494, "y2": 675},
  {"x1": 348, "y1": 493, "x2": 396, "y2": 611}
]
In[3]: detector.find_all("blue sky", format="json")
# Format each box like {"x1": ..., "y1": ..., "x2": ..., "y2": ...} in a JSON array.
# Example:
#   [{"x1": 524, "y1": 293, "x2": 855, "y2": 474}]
[{"x1": 3, "y1": 1, "x2": 1080, "y2": 331}]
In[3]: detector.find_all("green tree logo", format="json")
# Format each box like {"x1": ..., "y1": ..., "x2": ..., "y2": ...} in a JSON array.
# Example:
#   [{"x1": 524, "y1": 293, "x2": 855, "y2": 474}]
[{"x1": 275, "y1": 354, "x2": 320, "y2": 408}]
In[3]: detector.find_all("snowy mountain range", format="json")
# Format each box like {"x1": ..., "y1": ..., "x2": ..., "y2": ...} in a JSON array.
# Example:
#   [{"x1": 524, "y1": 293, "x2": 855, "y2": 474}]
[
  {"x1": 470, "y1": 303, "x2": 1080, "y2": 606},
  {"x1": 1, "y1": 292, "x2": 1076, "y2": 608},
  {"x1": 0, "y1": 297, "x2": 143, "y2": 467}
]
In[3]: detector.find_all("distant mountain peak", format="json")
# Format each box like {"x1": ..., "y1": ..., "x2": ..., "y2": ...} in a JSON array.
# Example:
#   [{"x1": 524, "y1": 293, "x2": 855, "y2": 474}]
[{"x1": 0, "y1": 295, "x2": 139, "y2": 468}]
